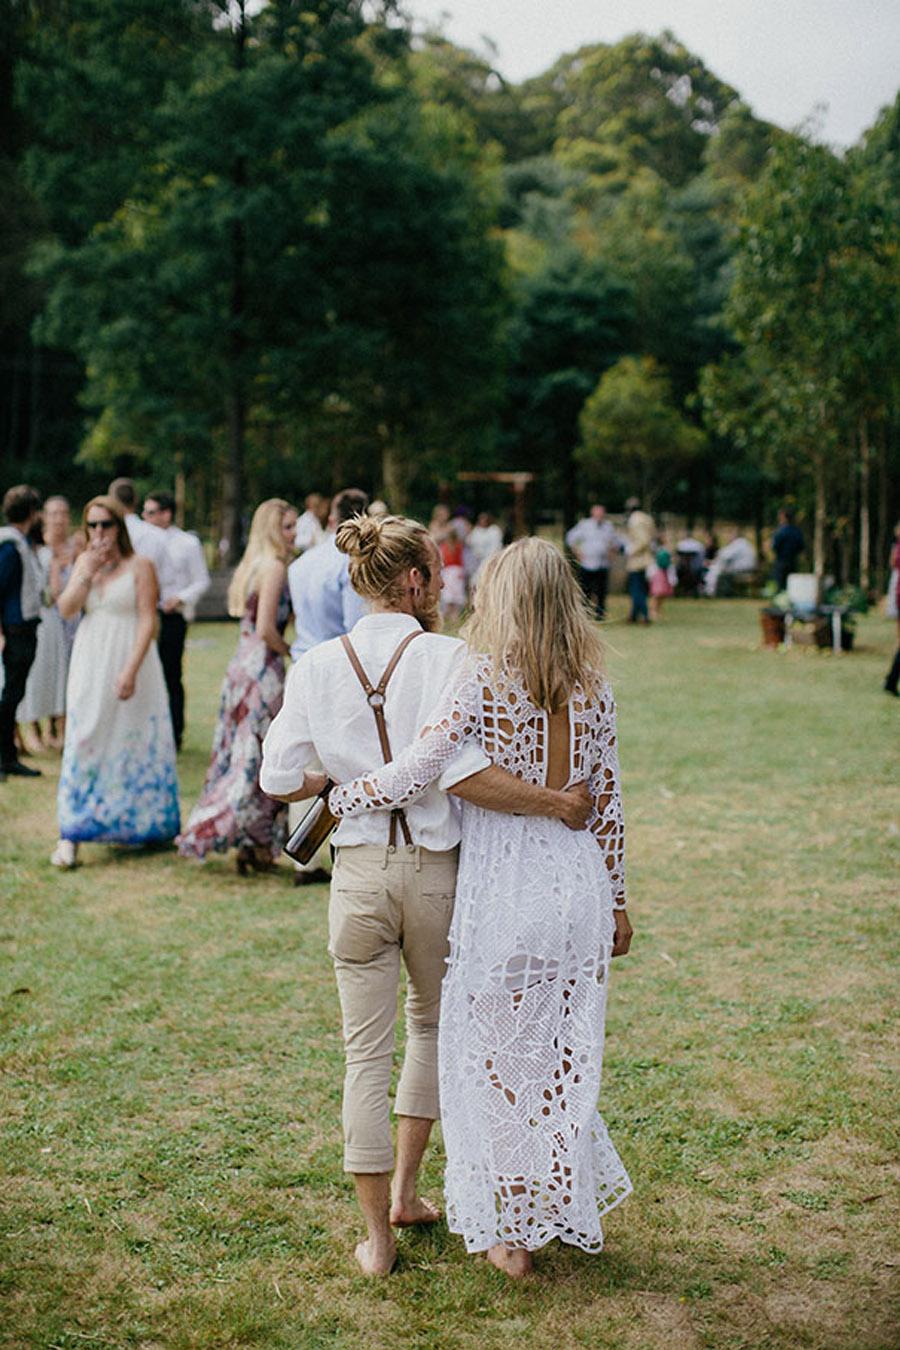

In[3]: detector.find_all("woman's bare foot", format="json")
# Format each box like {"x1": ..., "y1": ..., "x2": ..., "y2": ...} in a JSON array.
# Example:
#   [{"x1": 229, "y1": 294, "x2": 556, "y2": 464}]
[
  {"x1": 354, "y1": 1237, "x2": 397, "y2": 1276},
  {"x1": 485, "y1": 1244, "x2": 534, "y2": 1279},
  {"x1": 389, "y1": 1195, "x2": 441, "y2": 1228}
]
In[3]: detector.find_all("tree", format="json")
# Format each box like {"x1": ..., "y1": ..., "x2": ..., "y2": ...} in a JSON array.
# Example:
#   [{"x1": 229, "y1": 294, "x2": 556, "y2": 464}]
[
  {"x1": 714, "y1": 131, "x2": 898, "y2": 578},
  {"x1": 502, "y1": 252, "x2": 633, "y2": 526},
  {"x1": 578, "y1": 355, "x2": 705, "y2": 508},
  {"x1": 545, "y1": 32, "x2": 739, "y2": 188}
]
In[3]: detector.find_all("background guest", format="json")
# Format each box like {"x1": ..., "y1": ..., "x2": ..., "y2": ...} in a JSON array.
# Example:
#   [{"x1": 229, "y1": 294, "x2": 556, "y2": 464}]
[
  {"x1": 108, "y1": 477, "x2": 171, "y2": 592},
  {"x1": 771, "y1": 507, "x2": 805, "y2": 590},
  {"x1": 624, "y1": 497, "x2": 655, "y2": 624},
  {"x1": 0, "y1": 485, "x2": 44, "y2": 780},
  {"x1": 286, "y1": 487, "x2": 369, "y2": 884},
  {"x1": 52, "y1": 496, "x2": 179, "y2": 867},
  {"x1": 177, "y1": 498, "x2": 296, "y2": 872},
  {"x1": 294, "y1": 492, "x2": 329, "y2": 554},
  {"x1": 141, "y1": 490, "x2": 210, "y2": 751},
  {"x1": 704, "y1": 528, "x2": 757, "y2": 596},
  {"x1": 467, "y1": 510, "x2": 504, "y2": 589},
  {"x1": 17, "y1": 497, "x2": 78, "y2": 751},
  {"x1": 565, "y1": 503, "x2": 618, "y2": 620},
  {"x1": 648, "y1": 533, "x2": 675, "y2": 621},
  {"x1": 883, "y1": 523, "x2": 900, "y2": 697},
  {"x1": 439, "y1": 525, "x2": 467, "y2": 623}
]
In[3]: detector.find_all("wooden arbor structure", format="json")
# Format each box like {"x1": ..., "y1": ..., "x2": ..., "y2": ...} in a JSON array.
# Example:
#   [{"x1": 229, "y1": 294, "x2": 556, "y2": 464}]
[{"x1": 456, "y1": 471, "x2": 535, "y2": 538}]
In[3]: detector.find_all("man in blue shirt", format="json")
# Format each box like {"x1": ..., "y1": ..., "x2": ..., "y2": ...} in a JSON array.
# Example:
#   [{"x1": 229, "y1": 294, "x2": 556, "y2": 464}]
[
  {"x1": 771, "y1": 508, "x2": 805, "y2": 590},
  {"x1": 287, "y1": 486, "x2": 369, "y2": 882},
  {"x1": 0, "y1": 485, "x2": 44, "y2": 780},
  {"x1": 289, "y1": 487, "x2": 369, "y2": 659}
]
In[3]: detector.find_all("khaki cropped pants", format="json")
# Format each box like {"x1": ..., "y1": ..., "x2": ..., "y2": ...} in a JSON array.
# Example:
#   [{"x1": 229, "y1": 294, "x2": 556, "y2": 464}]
[{"x1": 328, "y1": 842, "x2": 458, "y2": 1174}]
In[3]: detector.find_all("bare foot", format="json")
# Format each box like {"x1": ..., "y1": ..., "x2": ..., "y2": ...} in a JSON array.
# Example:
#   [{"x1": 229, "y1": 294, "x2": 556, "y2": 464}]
[
  {"x1": 485, "y1": 1245, "x2": 534, "y2": 1279},
  {"x1": 390, "y1": 1195, "x2": 442, "y2": 1228},
  {"x1": 354, "y1": 1238, "x2": 397, "y2": 1276}
]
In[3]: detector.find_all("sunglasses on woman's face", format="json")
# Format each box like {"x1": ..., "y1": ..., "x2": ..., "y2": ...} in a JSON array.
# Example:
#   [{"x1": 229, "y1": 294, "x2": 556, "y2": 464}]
[{"x1": 86, "y1": 519, "x2": 116, "y2": 531}]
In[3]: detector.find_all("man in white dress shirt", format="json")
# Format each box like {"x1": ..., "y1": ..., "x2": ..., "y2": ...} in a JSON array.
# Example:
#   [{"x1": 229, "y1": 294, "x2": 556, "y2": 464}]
[
  {"x1": 293, "y1": 492, "x2": 328, "y2": 554},
  {"x1": 109, "y1": 478, "x2": 172, "y2": 585},
  {"x1": 142, "y1": 490, "x2": 211, "y2": 751},
  {"x1": 565, "y1": 503, "x2": 619, "y2": 619},
  {"x1": 261, "y1": 513, "x2": 591, "y2": 1276}
]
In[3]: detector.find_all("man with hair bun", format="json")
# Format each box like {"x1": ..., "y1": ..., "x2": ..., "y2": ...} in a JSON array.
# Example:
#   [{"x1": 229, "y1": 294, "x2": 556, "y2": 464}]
[{"x1": 262, "y1": 513, "x2": 592, "y2": 1276}]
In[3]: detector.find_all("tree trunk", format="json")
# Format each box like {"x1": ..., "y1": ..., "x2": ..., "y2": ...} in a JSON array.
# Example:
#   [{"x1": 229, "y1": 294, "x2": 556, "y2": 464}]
[
  {"x1": 813, "y1": 450, "x2": 826, "y2": 579},
  {"x1": 382, "y1": 440, "x2": 411, "y2": 513},
  {"x1": 175, "y1": 464, "x2": 186, "y2": 530},
  {"x1": 223, "y1": 3, "x2": 247, "y2": 565},
  {"x1": 875, "y1": 420, "x2": 888, "y2": 592},
  {"x1": 562, "y1": 442, "x2": 577, "y2": 532},
  {"x1": 858, "y1": 416, "x2": 870, "y2": 592}
]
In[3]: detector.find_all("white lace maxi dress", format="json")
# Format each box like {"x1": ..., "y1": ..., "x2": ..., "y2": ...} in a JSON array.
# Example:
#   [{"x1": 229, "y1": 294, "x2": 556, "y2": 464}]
[{"x1": 329, "y1": 659, "x2": 632, "y2": 1254}]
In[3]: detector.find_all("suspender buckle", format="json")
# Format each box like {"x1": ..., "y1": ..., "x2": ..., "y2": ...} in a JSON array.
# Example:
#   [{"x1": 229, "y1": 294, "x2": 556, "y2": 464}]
[{"x1": 367, "y1": 691, "x2": 385, "y2": 708}]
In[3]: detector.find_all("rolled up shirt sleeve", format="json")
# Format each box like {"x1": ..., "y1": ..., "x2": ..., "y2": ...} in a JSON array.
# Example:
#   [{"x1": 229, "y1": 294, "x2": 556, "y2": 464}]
[
  {"x1": 260, "y1": 659, "x2": 317, "y2": 797},
  {"x1": 436, "y1": 740, "x2": 491, "y2": 791}
]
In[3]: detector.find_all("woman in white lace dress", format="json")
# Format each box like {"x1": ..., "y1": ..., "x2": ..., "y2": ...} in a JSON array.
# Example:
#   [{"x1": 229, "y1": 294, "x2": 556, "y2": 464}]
[{"x1": 328, "y1": 537, "x2": 633, "y2": 1278}]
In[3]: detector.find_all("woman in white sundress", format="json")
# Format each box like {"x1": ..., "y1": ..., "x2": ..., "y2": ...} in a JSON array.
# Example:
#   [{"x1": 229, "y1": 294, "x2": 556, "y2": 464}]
[
  {"x1": 51, "y1": 496, "x2": 179, "y2": 867},
  {"x1": 327, "y1": 536, "x2": 633, "y2": 1278}
]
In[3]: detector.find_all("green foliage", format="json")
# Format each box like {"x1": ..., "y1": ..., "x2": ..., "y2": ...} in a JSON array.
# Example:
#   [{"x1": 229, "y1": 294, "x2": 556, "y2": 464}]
[
  {"x1": 546, "y1": 32, "x2": 739, "y2": 188},
  {"x1": 578, "y1": 355, "x2": 706, "y2": 506},
  {"x1": 502, "y1": 251, "x2": 633, "y2": 517},
  {"x1": 19, "y1": 1, "x2": 506, "y2": 518}
]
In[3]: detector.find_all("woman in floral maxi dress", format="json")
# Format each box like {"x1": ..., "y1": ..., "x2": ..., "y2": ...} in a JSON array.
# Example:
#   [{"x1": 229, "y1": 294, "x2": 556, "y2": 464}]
[
  {"x1": 328, "y1": 537, "x2": 633, "y2": 1278},
  {"x1": 177, "y1": 499, "x2": 296, "y2": 871}
]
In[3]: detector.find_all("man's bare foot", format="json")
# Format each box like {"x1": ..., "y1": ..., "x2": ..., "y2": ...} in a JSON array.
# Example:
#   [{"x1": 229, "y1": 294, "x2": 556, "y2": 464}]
[
  {"x1": 389, "y1": 1195, "x2": 442, "y2": 1228},
  {"x1": 354, "y1": 1238, "x2": 397, "y2": 1276},
  {"x1": 485, "y1": 1244, "x2": 534, "y2": 1279}
]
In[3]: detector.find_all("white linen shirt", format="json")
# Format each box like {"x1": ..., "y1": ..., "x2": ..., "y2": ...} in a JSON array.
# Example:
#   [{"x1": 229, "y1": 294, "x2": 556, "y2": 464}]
[
  {"x1": 159, "y1": 525, "x2": 210, "y2": 619},
  {"x1": 125, "y1": 514, "x2": 174, "y2": 593},
  {"x1": 261, "y1": 612, "x2": 490, "y2": 850},
  {"x1": 565, "y1": 517, "x2": 619, "y2": 571}
]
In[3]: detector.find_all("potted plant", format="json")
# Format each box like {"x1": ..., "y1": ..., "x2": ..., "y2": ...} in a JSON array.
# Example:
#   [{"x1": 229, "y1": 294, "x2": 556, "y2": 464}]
[{"x1": 759, "y1": 585, "x2": 789, "y2": 647}]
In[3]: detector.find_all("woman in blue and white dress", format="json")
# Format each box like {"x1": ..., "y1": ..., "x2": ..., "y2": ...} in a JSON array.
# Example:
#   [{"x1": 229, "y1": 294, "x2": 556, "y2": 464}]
[{"x1": 51, "y1": 496, "x2": 179, "y2": 867}]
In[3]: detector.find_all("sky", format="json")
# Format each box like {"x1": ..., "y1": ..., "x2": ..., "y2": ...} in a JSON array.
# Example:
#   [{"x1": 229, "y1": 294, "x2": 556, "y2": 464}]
[{"x1": 405, "y1": 0, "x2": 899, "y2": 148}]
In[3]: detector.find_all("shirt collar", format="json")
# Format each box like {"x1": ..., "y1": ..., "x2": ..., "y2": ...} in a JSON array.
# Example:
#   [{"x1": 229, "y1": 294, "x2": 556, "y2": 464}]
[{"x1": 350, "y1": 611, "x2": 422, "y2": 636}]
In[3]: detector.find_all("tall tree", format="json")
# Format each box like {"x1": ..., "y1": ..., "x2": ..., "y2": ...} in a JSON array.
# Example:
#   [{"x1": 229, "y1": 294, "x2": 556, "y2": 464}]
[
  {"x1": 578, "y1": 355, "x2": 705, "y2": 508},
  {"x1": 502, "y1": 252, "x2": 633, "y2": 526}
]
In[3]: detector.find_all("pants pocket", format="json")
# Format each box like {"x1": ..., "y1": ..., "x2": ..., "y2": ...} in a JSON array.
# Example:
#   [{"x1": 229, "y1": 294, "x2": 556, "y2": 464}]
[{"x1": 328, "y1": 888, "x2": 391, "y2": 964}]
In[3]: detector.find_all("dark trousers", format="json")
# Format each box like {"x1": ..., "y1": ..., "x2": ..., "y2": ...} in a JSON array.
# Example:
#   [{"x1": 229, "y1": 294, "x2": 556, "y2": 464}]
[
  {"x1": 627, "y1": 570, "x2": 650, "y2": 622},
  {"x1": 0, "y1": 622, "x2": 38, "y2": 765},
  {"x1": 885, "y1": 645, "x2": 900, "y2": 695},
  {"x1": 578, "y1": 567, "x2": 609, "y2": 619},
  {"x1": 157, "y1": 610, "x2": 187, "y2": 749}
]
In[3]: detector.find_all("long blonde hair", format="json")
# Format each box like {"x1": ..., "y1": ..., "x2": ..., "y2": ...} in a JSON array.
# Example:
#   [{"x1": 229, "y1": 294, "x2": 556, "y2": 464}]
[
  {"x1": 227, "y1": 498, "x2": 293, "y2": 617},
  {"x1": 462, "y1": 536, "x2": 605, "y2": 711}
]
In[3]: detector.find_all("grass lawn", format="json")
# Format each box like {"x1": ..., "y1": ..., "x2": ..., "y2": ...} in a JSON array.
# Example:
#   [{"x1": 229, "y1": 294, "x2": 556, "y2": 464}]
[{"x1": 1, "y1": 598, "x2": 898, "y2": 1349}]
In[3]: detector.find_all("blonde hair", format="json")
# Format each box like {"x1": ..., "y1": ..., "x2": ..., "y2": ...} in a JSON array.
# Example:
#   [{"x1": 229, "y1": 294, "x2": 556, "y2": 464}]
[
  {"x1": 462, "y1": 536, "x2": 605, "y2": 711},
  {"x1": 335, "y1": 513, "x2": 434, "y2": 606},
  {"x1": 227, "y1": 498, "x2": 293, "y2": 617},
  {"x1": 82, "y1": 496, "x2": 133, "y2": 559}
]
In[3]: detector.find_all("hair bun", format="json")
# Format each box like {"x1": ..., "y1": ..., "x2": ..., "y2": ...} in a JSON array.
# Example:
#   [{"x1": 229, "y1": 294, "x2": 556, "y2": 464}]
[{"x1": 335, "y1": 513, "x2": 382, "y2": 559}]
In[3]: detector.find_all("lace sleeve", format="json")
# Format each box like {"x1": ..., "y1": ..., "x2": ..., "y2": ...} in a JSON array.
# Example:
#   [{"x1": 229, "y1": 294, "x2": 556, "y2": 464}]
[
  {"x1": 587, "y1": 686, "x2": 627, "y2": 908},
  {"x1": 328, "y1": 669, "x2": 482, "y2": 817}
]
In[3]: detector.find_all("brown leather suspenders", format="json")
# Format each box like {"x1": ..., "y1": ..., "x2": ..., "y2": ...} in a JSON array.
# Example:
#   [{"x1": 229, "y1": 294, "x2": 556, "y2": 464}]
[{"x1": 340, "y1": 628, "x2": 424, "y2": 849}]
